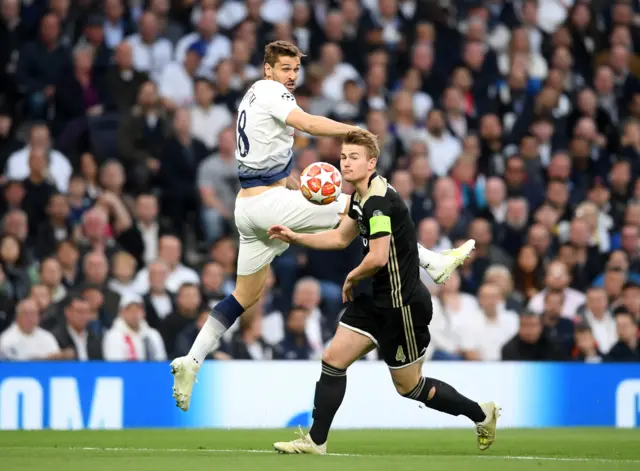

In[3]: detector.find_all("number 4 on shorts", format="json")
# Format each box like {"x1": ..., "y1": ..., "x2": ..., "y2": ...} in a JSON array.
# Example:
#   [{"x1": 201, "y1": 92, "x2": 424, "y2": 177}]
[{"x1": 395, "y1": 345, "x2": 406, "y2": 363}]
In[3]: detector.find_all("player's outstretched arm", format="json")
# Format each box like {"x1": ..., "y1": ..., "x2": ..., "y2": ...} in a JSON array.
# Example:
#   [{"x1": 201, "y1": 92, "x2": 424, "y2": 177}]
[
  {"x1": 268, "y1": 216, "x2": 358, "y2": 250},
  {"x1": 286, "y1": 108, "x2": 359, "y2": 137}
]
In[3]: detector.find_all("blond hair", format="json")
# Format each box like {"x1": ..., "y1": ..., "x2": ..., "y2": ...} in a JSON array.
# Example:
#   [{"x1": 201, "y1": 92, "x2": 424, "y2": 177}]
[{"x1": 343, "y1": 129, "x2": 380, "y2": 160}]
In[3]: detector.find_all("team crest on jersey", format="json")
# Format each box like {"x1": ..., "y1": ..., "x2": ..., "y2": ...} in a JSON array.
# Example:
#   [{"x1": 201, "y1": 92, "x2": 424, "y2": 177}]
[
  {"x1": 281, "y1": 92, "x2": 295, "y2": 102},
  {"x1": 373, "y1": 210, "x2": 383, "y2": 217}
]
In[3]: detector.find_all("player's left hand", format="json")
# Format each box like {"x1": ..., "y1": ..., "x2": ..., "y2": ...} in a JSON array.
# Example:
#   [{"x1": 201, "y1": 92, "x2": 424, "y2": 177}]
[{"x1": 342, "y1": 277, "x2": 358, "y2": 303}]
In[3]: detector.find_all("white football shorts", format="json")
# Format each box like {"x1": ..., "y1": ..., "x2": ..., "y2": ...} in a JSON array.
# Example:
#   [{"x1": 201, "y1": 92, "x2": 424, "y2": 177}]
[{"x1": 234, "y1": 187, "x2": 348, "y2": 275}]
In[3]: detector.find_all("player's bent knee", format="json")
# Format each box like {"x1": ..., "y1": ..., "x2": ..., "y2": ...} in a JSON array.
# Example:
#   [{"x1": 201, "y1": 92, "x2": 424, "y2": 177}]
[{"x1": 321, "y1": 349, "x2": 350, "y2": 371}]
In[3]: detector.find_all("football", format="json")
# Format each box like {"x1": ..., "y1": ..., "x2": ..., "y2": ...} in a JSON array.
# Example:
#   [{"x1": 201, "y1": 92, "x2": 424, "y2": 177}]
[{"x1": 300, "y1": 162, "x2": 342, "y2": 205}]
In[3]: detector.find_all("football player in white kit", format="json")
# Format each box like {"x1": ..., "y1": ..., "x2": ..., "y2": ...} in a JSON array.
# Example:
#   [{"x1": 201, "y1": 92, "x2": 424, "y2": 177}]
[{"x1": 170, "y1": 41, "x2": 475, "y2": 411}]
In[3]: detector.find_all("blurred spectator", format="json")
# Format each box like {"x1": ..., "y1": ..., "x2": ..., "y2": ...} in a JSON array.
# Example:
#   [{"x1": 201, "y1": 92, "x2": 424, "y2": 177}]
[
  {"x1": 159, "y1": 41, "x2": 204, "y2": 110},
  {"x1": 34, "y1": 193, "x2": 72, "y2": 258},
  {"x1": 132, "y1": 235, "x2": 199, "y2": 295},
  {"x1": 0, "y1": 298, "x2": 62, "y2": 360},
  {"x1": 51, "y1": 294, "x2": 102, "y2": 360},
  {"x1": 606, "y1": 309, "x2": 640, "y2": 362},
  {"x1": 17, "y1": 13, "x2": 71, "y2": 121},
  {"x1": 107, "y1": 42, "x2": 149, "y2": 114},
  {"x1": 197, "y1": 127, "x2": 238, "y2": 243},
  {"x1": 126, "y1": 12, "x2": 173, "y2": 83},
  {"x1": 80, "y1": 251, "x2": 121, "y2": 323},
  {"x1": 513, "y1": 244, "x2": 545, "y2": 301},
  {"x1": 160, "y1": 282, "x2": 201, "y2": 358},
  {"x1": 573, "y1": 323, "x2": 604, "y2": 363},
  {"x1": 219, "y1": 308, "x2": 279, "y2": 360},
  {"x1": 278, "y1": 306, "x2": 313, "y2": 360},
  {"x1": 190, "y1": 79, "x2": 233, "y2": 151},
  {"x1": 200, "y1": 261, "x2": 225, "y2": 308},
  {"x1": 579, "y1": 287, "x2": 617, "y2": 354},
  {"x1": 142, "y1": 260, "x2": 173, "y2": 330},
  {"x1": 102, "y1": 292, "x2": 166, "y2": 361},
  {"x1": 501, "y1": 310, "x2": 568, "y2": 361},
  {"x1": 160, "y1": 108, "x2": 207, "y2": 233},
  {"x1": 527, "y1": 261, "x2": 587, "y2": 318},
  {"x1": 0, "y1": 233, "x2": 30, "y2": 302},
  {"x1": 108, "y1": 251, "x2": 137, "y2": 296},
  {"x1": 4, "y1": 123, "x2": 72, "y2": 192},
  {"x1": 473, "y1": 282, "x2": 519, "y2": 361},
  {"x1": 117, "y1": 81, "x2": 171, "y2": 193},
  {"x1": 540, "y1": 290, "x2": 575, "y2": 356},
  {"x1": 175, "y1": 9, "x2": 231, "y2": 79}
]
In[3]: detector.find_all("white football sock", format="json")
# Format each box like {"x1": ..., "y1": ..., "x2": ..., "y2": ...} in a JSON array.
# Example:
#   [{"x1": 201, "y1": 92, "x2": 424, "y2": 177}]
[{"x1": 188, "y1": 316, "x2": 226, "y2": 365}]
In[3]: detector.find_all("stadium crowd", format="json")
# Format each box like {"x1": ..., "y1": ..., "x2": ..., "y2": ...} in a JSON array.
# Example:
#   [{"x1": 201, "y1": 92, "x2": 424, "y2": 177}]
[{"x1": 0, "y1": 0, "x2": 638, "y2": 363}]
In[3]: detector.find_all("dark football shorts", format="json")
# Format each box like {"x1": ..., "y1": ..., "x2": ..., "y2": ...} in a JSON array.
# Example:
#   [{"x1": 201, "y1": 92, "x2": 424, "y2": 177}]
[{"x1": 339, "y1": 287, "x2": 433, "y2": 369}]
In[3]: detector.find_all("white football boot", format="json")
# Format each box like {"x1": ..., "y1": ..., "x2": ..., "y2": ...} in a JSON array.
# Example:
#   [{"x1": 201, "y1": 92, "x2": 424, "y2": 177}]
[
  {"x1": 422, "y1": 239, "x2": 476, "y2": 284},
  {"x1": 170, "y1": 356, "x2": 199, "y2": 412},
  {"x1": 475, "y1": 402, "x2": 501, "y2": 451},
  {"x1": 273, "y1": 427, "x2": 327, "y2": 455}
]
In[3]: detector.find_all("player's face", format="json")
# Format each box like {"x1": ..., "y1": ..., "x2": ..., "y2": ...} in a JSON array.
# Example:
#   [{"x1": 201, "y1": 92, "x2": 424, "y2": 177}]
[
  {"x1": 266, "y1": 56, "x2": 301, "y2": 92},
  {"x1": 340, "y1": 144, "x2": 376, "y2": 184}
]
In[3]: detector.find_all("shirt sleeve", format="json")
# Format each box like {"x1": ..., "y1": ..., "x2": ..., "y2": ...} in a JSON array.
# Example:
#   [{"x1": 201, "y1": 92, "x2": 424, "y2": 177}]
[
  {"x1": 257, "y1": 81, "x2": 300, "y2": 124},
  {"x1": 364, "y1": 196, "x2": 392, "y2": 239}
]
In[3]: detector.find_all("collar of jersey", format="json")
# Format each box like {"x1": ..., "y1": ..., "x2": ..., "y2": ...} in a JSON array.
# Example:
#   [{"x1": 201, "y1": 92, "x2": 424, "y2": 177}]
[{"x1": 368, "y1": 172, "x2": 378, "y2": 187}]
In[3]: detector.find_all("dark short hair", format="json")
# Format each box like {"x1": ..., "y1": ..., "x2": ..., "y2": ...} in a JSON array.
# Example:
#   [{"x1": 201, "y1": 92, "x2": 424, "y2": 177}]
[{"x1": 264, "y1": 40, "x2": 305, "y2": 67}]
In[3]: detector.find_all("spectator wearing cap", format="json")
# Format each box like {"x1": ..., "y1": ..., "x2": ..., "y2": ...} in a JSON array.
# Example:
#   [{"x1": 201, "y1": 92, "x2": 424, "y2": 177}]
[
  {"x1": 17, "y1": 13, "x2": 71, "y2": 121},
  {"x1": 102, "y1": 292, "x2": 167, "y2": 361},
  {"x1": 159, "y1": 41, "x2": 205, "y2": 111},
  {"x1": 52, "y1": 295, "x2": 103, "y2": 360},
  {"x1": 175, "y1": 9, "x2": 231, "y2": 79},
  {"x1": 0, "y1": 299, "x2": 62, "y2": 360},
  {"x1": 4, "y1": 123, "x2": 72, "y2": 192},
  {"x1": 126, "y1": 11, "x2": 173, "y2": 83},
  {"x1": 578, "y1": 286, "x2": 617, "y2": 354},
  {"x1": 606, "y1": 309, "x2": 640, "y2": 362}
]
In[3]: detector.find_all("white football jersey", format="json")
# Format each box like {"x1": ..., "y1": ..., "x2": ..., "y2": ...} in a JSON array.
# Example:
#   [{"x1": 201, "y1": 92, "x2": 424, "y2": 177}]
[{"x1": 235, "y1": 79, "x2": 300, "y2": 188}]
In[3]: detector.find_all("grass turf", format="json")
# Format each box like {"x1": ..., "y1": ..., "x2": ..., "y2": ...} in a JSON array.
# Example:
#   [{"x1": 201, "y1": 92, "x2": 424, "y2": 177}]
[{"x1": 1, "y1": 428, "x2": 639, "y2": 471}]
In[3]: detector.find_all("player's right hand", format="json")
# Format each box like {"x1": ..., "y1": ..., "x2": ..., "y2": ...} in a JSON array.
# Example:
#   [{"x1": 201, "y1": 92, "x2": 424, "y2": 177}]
[{"x1": 267, "y1": 225, "x2": 296, "y2": 243}]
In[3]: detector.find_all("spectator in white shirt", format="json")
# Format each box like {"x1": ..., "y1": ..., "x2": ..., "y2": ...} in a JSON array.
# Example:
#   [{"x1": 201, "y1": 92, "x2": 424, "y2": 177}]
[
  {"x1": 132, "y1": 235, "x2": 199, "y2": 295},
  {"x1": 319, "y1": 42, "x2": 360, "y2": 103},
  {"x1": 133, "y1": 194, "x2": 163, "y2": 265},
  {"x1": 175, "y1": 9, "x2": 231, "y2": 79},
  {"x1": 580, "y1": 287, "x2": 617, "y2": 354},
  {"x1": 190, "y1": 78, "x2": 233, "y2": 151},
  {"x1": 103, "y1": 292, "x2": 167, "y2": 361},
  {"x1": 528, "y1": 261, "x2": 586, "y2": 319},
  {"x1": 4, "y1": 123, "x2": 72, "y2": 192},
  {"x1": 126, "y1": 11, "x2": 173, "y2": 83},
  {"x1": 418, "y1": 109, "x2": 462, "y2": 177},
  {"x1": 431, "y1": 271, "x2": 484, "y2": 360},
  {"x1": 142, "y1": 260, "x2": 174, "y2": 330},
  {"x1": 0, "y1": 299, "x2": 64, "y2": 360},
  {"x1": 108, "y1": 251, "x2": 138, "y2": 296},
  {"x1": 159, "y1": 41, "x2": 204, "y2": 111},
  {"x1": 474, "y1": 283, "x2": 520, "y2": 361}
]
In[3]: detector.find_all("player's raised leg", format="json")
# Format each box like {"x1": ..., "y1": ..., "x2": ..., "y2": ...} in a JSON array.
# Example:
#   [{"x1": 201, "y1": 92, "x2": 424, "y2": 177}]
[
  {"x1": 171, "y1": 261, "x2": 271, "y2": 411},
  {"x1": 273, "y1": 323, "x2": 376, "y2": 454}
]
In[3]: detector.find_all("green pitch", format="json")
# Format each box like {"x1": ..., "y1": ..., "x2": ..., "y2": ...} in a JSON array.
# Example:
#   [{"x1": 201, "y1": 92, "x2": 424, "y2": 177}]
[{"x1": 1, "y1": 428, "x2": 639, "y2": 471}]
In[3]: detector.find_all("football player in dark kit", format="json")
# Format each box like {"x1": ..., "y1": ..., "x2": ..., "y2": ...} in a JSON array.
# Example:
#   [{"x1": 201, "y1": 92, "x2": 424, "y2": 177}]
[{"x1": 268, "y1": 129, "x2": 499, "y2": 455}]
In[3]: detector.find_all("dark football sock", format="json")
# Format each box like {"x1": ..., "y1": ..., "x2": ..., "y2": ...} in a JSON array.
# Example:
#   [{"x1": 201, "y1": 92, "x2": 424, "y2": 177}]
[
  {"x1": 308, "y1": 361, "x2": 347, "y2": 445},
  {"x1": 403, "y1": 377, "x2": 486, "y2": 423}
]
